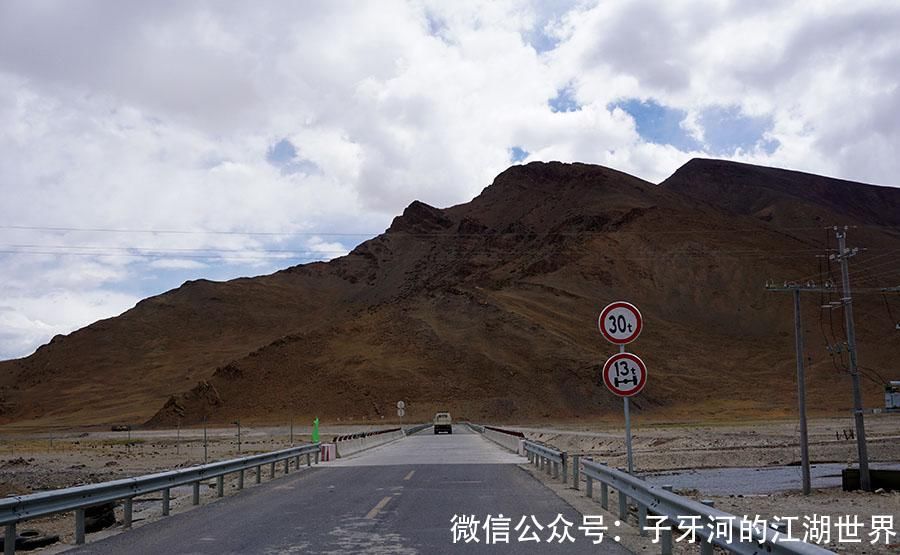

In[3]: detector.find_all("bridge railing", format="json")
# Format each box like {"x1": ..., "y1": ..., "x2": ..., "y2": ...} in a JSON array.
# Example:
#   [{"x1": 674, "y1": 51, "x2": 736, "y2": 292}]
[
  {"x1": 523, "y1": 440, "x2": 569, "y2": 483},
  {"x1": 515, "y1": 435, "x2": 833, "y2": 554},
  {"x1": 403, "y1": 423, "x2": 433, "y2": 435},
  {"x1": 0, "y1": 442, "x2": 320, "y2": 553},
  {"x1": 579, "y1": 459, "x2": 833, "y2": 555}
]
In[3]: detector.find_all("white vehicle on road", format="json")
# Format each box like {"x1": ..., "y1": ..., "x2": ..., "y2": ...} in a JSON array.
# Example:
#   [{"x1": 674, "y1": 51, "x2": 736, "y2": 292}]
[{"x1": 433, "y1": 412, "x2": 452, "y2": 434}]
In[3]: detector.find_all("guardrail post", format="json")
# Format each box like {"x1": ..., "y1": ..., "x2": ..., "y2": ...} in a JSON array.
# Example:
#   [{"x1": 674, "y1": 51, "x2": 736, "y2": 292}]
[
  {"x1": 192, "y1": 482, "x2": 200, "y2": 505},
  {"x1": 561, "y1": 454, "x2": 568, "y2": 483},
  {"x1": 162, "y1": 487, "x2": 170, "y2": 516},
  {"x1": 315, "y1": 450, "x2": 320, "y2": 465},
  {"x1": 295, "y1": 455, "x2": 300, "y2": 468},
  {"x1": 306, "y1": 453, "x2": 311, "y2": 467},
  {"x1": 75, "y1": 507, "x2": 86, "y2": 545},
  {"x1": 572, "y1": 455, "x2": 580, "y2": 490},
  {"x1": 586, "y1": 475, "x2": 593, "y2": 498},
  {"x1": 599, "y1": 462, "x2": 609, "y2": 509},
  {"x1": 284, "y1": 458, "x2": 290, "y2": 474},
  {"x1": 660, "y1": 485, "x2": 674, "y2": 555},
  {"x1": 552, "y1": 460, "x2": 558, "y2": 478},
  {"x1": 5, "y1": 523, "x2": 16, "y2": 555},
  {"x1": 216, "y1": 476, "x2": 224, "y2": 497},
  {"x1": 638, "y1": 502, "x2": 647, "y2": 537},
  {"x1": 124, "y1": 496, "x2": 134, "y2": 527},
  {"x1": 270, "y1": 461, "x2": 276, "y2": 479},
  {"x1": 238, "y1": 469, "x2": 245, "y2": 490},
  {"x1": 618, "y1": 489, "x2": 627, "y2": 522},
  {"x1": 700, "y1": 500, "x2": 714, "y2": 555},
  {"x1": 255, "y1": 465, "x2": 262, "y2": 484}
]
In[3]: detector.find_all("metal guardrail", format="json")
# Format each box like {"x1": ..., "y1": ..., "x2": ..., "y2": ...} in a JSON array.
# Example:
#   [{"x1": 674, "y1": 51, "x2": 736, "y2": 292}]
[
  {"x1": 463, "y1": 422, "x2": 484, "y2": 433},
  {"x1": 0, "y1": 442, "x2": 320, "y2": 553},
  {"x1": 403, "y1": 423, "x2": 433, "y2": 435},
  {"x1": 484, "y1": 425, "x2": 524, "y2": 438},
  {"x1": 523, "y1": 440, "x2": 568, "y2": 483},
  {"x1": 579, "y1": 460, "x2": 833, "y2": 555},
  {"x1": 521, "y1": 438, "x2": 832, "y2": 554},
  {"x1": 332, "y1": 427, "x2": 401, "y2": 442}
]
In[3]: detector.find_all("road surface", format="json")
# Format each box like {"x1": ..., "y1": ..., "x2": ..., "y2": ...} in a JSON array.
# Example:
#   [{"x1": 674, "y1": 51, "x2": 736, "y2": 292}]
[{"x1": 67, "y1": 425, "x2": 631, "y2": 554}]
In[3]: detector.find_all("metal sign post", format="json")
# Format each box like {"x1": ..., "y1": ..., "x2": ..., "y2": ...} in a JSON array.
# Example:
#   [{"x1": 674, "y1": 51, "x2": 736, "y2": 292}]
[
  {"x1": 599, "y1": 301, "x2": 646, "y2": 475},
  {"x1": 620, "y1": 345, "x2": 633, "y2": 474}
]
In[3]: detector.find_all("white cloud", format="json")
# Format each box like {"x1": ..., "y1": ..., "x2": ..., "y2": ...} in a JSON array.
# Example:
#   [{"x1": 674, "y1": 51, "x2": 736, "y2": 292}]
[{"x1": 0, "y1": 0, "x2": 898, "y2": 358}]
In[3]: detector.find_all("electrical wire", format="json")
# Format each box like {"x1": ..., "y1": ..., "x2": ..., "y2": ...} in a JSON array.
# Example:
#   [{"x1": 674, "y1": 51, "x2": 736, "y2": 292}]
[{"x1": 3, "y1": 222, "x2": 900, "y2": 238}]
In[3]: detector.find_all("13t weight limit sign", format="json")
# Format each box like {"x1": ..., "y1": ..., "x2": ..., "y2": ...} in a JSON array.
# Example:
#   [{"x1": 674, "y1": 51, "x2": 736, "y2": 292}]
[
  {"x1": 603, "y1": 352, "x2": 647, "y2": 397},
  {"x1": 598, "y1": 301, "x2": 642, "y2": 344}
]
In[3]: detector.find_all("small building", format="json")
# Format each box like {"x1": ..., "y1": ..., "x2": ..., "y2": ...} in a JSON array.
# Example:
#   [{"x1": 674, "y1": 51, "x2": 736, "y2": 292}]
[{"x1": 886, "y1": 381, "x2": 900, "y2": 411}]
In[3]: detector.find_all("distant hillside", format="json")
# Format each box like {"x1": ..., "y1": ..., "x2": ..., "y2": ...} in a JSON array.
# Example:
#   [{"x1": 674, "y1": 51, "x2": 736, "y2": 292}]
[{"x1": 1, "y1": 159, "x2": 898, "y2": 427}]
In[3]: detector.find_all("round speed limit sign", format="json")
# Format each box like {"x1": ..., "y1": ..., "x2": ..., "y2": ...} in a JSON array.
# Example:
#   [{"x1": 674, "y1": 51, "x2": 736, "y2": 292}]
[
  {"x1": 602, "y1": 352, "x2": 647, "y2": 397},
  {"x1": 598, "y1": 301, "x2": 642, "y2": 344},
  {"x1": 396, "y1": 401, "x2": 406, "y2": 410}
]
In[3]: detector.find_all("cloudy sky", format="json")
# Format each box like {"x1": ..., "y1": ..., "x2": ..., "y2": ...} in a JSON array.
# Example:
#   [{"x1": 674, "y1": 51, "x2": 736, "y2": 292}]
[{"x1": 1, "y1": 0, "x2": 899, "y2": 359}]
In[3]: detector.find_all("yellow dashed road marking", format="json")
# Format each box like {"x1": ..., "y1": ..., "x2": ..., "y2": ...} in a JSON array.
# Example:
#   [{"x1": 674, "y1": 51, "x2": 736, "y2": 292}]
[{"x1": 365, "y1": 496, "x2": 393, "y2": 519}]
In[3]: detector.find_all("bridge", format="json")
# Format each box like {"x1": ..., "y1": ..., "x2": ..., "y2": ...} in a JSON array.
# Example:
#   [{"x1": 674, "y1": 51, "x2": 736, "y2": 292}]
[
  {"x1": 1, "y1": 424, "x2": 834, "y2": 554},
  {"x1": 60, "y1": 425, "x2": 614, "y2": 554}
]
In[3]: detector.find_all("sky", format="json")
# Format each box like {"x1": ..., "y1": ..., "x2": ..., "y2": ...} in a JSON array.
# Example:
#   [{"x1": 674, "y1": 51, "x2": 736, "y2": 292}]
[{"x1": 1, "y1": 0, "x2": 899, "y2": 359}]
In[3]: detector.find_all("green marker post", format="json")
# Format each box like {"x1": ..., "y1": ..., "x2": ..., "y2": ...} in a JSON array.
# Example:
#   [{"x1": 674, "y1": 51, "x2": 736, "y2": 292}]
[{"x1": 312, "y1": 417, "x2": 320, "y2": 443}]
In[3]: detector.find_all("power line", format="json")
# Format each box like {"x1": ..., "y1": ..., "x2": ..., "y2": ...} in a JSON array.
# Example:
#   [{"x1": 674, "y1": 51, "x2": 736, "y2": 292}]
[
  {"x1": 0, "y1": 250, "x2": 340, "y2": 261},
  {"x1": 3, "y1": 222, "x2": 900, "y2": 238},
  {"x1": 1, "y1": 244, "x2": 350, "y2": 255},
  {"x1": 0, "y1": 224, "x2": 374, "y2": 237}
]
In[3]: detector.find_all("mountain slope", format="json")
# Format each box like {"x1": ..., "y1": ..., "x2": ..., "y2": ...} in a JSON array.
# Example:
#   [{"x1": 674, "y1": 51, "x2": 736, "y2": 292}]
[{"x1": 1, "y1": 159, "x2": 898, "y2": 427}]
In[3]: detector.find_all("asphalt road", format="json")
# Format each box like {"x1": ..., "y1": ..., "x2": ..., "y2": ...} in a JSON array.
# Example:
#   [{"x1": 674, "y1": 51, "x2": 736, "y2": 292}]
[{"x1": 68, "y1": 426, "x2": 631, "y2": 554}]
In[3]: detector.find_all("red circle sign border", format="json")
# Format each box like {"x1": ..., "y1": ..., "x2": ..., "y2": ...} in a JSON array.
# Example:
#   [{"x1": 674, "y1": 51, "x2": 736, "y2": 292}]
[
  {"x1": 602, "y1": 352, "x2": 647, "y2": 397},
  {"x1": 598, "y1": 301, "x2": 643, "y2": 344}
]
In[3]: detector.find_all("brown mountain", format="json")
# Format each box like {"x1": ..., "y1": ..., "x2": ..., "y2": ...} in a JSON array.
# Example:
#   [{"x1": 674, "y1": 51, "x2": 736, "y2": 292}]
[{"x1": 1, "y1": 159, "x2": 898, "y2": 427}]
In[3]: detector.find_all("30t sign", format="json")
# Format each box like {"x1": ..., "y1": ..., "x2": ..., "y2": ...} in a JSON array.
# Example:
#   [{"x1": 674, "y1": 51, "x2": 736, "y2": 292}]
[{"x1": 598, "y1": 301, "x2": 642, "y2": 345}]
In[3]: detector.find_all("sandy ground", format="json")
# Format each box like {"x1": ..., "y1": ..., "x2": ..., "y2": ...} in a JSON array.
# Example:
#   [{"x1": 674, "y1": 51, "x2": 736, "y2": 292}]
[
  {"x1": 516, "y1": 413, "x2": 900, "y2": 471},
  {"x1": 516, "y1": 414, "x2": 900, "y2": 554}
]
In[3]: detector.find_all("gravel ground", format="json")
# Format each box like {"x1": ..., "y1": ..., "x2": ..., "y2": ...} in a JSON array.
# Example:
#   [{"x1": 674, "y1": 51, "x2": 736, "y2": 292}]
[
  {"x1": 0, "y1": 423, "x2": 386, "y2": 551},
  {"x1": 518, "y1": 414, "x2": 900, "y2": 554}
]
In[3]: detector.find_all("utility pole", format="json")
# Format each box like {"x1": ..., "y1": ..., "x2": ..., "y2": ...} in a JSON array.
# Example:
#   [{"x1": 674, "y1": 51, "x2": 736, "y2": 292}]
[
  {"x1": 766, "y1": 281, "x2": 826, "y2": 495},
  {"x1": 832, "y1": 226, "x2": 871, "y2": 491},
  {"x1": 234, "y1": 420, "x2": 242, "y2": 454},
  {"x1": 792, "y1": 288, "x2": 810, "y2": 495}
]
